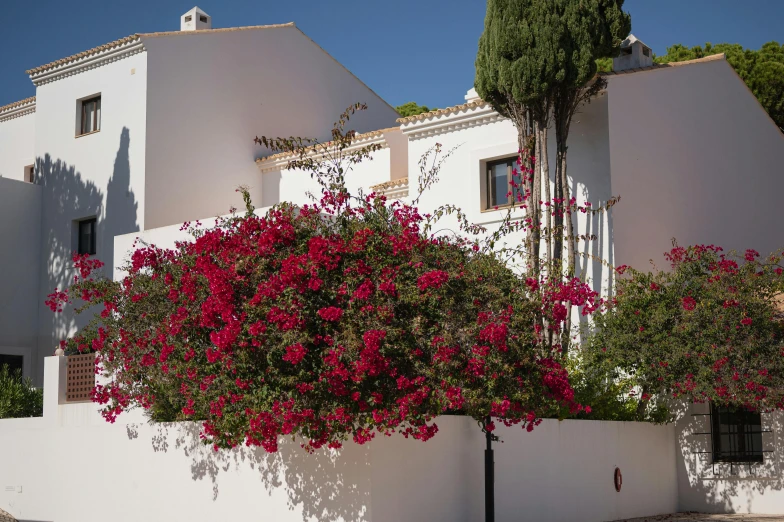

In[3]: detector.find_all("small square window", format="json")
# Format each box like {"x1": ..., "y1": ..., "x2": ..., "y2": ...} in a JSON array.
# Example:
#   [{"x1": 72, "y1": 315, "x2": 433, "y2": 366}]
[
  {"x1": 643, "y1": 47, "x2": 651, "y2": 57},
  {"x1": 711, "y1": 403, "x2": 764, "y2": 463},
  {"x1": 78, "y1": 218, "x2": 97, "y2": 256},
  {"x1": 0, "y1": 354, "x2": 24, "y2": 377},
  {"x1": 485, "y1": 157, "x2": 521, "y2": 209},
  {"x1": 24, "y1": 164, "x2": 34, "y2": 183},
  {"x1": 199, "y1": 14, "x2": 208, "y2": 23},
  {"x1": 78, "y1": 95, "x2": 101, "y2": 136},
  {"x1": 185, "y1": 15, "x2": 192, "y2": 22}
]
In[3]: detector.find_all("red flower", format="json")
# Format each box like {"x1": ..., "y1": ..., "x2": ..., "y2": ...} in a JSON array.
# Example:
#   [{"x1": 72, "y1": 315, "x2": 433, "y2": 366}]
[
  {"x1": 417, "y1": 270, "x2": 449, "y2": 291},
  {"x1": 682, "y1": 296, "x2": 696, "y2": 311},
  {"x1": 317, "y1": 307, "x2": 343, "y2": 322},
  {"x1": 282, "y1": 343, "x2": 307, "y2": 365}
]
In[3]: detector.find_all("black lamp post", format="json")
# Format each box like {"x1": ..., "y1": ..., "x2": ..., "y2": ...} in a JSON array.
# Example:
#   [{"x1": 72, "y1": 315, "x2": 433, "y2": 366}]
[{"x1": 484, "y1": 416, "x2": 495, "y2": 522}]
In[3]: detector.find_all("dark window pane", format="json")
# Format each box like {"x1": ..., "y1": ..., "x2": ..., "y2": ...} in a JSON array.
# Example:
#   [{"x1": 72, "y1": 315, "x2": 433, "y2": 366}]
[
  {"x1": 0, "y1": 354, "x2": 23, "y2": 376},
  {"x1": 79, "y1": 96, "x2": 101, "y2": 135},
  {"x1": 78, "y1": 218, "x2": 96, "y2": 255},
  {"x1": 488, "y1": 160, "x2": 511, "y2": 207}
]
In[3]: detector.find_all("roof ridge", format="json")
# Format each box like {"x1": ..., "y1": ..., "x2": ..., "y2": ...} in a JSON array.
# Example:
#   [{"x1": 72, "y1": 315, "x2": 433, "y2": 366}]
[
  {"x1": 138, "y1": 22, "x2": 294, "y2": 39},
  {"x1": 600, "y1": 53, "x2": 725, "y2": 77},
  {"x1": 26, "y1": 23, "x2": 296, "y2": 76},
  {"x1": 0, "y1": 96, "x2": 36, "y2": 114}
]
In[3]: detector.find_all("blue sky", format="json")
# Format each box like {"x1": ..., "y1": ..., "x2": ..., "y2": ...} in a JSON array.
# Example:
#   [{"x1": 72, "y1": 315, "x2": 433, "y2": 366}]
[{"x1": 2, "y1": 0, "x2": 783, "y2": 110}]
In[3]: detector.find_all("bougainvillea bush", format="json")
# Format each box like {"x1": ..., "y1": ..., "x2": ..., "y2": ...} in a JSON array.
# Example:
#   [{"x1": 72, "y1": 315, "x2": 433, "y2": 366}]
[
  {"x1": 48, "y1": 107, "x2": 597, "y2": 452},
  {"x1": 585, "y1": 244, "x2": 784, "y2": 420}
]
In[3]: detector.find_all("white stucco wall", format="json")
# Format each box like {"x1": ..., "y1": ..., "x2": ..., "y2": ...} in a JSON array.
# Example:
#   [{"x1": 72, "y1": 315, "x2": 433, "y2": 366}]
[
  {"x1": 607, "y1": 59, "x2": 784, "y2": 269},
  {"x1": 32, "y1": 51, "x2": 148, "y2": 383},
  {"x1": 142, "y1": 26, "x2": 400, "y2": 230},
  {"x1": 675, "y1": 402, "x2": 784, "y2": 514},
  {"x1": 0, "y1": 357, "x2": 677, "y2": 522},
  {"x1": 261, "y1": 145, "x2": 397, "y2": 208},
  {"x1": 0, "y1": 178, "x2": 42, "y2": 378},
  {"x1": 405, "y1": 95, "x2": 615, "y2": 297},
  {"x1": 0, "y1": 111, "x2": 35, "y2": 181}
]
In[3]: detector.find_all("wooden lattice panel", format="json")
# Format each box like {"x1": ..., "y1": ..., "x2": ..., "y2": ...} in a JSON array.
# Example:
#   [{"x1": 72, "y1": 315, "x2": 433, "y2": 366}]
[{"x1": 66, "y1": 353, "x2": 96, "y2": 403}]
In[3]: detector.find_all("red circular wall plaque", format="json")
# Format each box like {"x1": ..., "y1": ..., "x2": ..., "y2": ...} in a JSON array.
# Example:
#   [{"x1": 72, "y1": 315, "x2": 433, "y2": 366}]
[{"x1": 614, "y1": 467, "x2": 623, "y2": 492}]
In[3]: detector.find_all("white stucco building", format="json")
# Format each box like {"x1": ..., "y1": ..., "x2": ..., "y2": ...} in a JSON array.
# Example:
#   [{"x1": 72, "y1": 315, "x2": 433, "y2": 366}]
[
  {"x1": 2, "y1": 19, "x2": 784, "y2": 517},
  {"x1": 0, "y1": 8, "x2": 399, "y2": 385}
]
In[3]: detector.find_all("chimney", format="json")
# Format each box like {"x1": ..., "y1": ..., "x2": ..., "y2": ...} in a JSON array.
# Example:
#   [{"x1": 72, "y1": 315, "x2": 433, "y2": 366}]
[
  {"x1": 465, "y1": 87, "x2": 480, "y2": 103},
  {"x1": 181, "y1": 6, "x2": 212, "y2": 32},
  {"x1": 612, "y1": 35, "x2": 653, "y2": 72}
]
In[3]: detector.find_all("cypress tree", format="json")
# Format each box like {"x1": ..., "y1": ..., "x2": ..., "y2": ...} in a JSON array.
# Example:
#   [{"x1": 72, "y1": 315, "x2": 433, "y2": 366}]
[{"x1": 475, "y1": 0, "x2": 630, "y2": 350}]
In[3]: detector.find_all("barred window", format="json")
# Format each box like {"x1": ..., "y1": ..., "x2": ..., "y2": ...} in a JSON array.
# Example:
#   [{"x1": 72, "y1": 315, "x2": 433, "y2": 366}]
[{"x1": 711, "y1": 404, "x2": 763, "y2": 463}]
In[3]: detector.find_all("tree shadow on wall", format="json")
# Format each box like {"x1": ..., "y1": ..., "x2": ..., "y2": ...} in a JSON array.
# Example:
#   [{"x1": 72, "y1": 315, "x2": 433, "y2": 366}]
[
  {"x1": 35, "y1": 127, "x2": 138, "y2": 365},
  {"x1": 137, "y1": 422, "x2": 371, "y2": 522},
  {"x1": 674, "y1": 400, "x2": 784, "y2": 514}
]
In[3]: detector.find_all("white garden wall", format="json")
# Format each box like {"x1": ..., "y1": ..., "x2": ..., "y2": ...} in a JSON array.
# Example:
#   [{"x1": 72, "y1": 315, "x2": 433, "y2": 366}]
[{"x1": 0, "y1": 357, "x2": 677, "y2": 522}]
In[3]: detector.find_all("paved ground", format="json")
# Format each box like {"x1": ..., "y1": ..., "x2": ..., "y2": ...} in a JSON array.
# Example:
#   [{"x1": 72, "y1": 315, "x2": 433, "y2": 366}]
[
  {"x1": 615, "y1": 514, "x2": 784, "y2": 521},
  {"x1": 0, "y1": 508, "x2": 15, "y2": 522}
]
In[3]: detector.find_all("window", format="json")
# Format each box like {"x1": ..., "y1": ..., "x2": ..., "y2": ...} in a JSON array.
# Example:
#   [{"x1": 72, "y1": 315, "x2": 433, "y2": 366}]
[
  {"x1": 78, "y1": 95, "x2": 101, "y2": 136},
  {"x1": 78, "y1": 218, "x2": 97, "y2": 255},
  {"x1": 485, "y1": 157, "x2": 522, "y2": 209},
  {"x1": 642, "y1": 47, "x2": 651, "y2": 57},
  {"x1": 0, "y1": 354, "x2": 23, "y2": 376},
  {"x1": 621, "y1": 47, "x2": 632, "y2": 56},
  {"x1": 184, "y1": 15, "x2": 192, "y2": 22},
  {"x1": 711, "y1": 403, "x2": 764, "y2": 463},
  {"x1": 199, "y1": 14, "x2": 208, "y2": 23},
  {"x1": 24, "y1": 164, "x2": 34, "y2": 183}
]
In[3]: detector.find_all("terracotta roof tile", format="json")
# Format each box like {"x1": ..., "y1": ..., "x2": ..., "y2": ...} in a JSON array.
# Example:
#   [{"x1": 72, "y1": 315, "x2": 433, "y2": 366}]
[
  {"x1": 256, "y1": 126, "x2": 399, "y2": 164},
  {"x1": 0, "y1": 96, "x2": 35, "y2": 114},
  {"x1": 26, "y1": 23, "x2": 295, "y2": 76},
  {"x1": 396, "y1": 100, "x2": 487, "y2": 124},
  {"x1": 370, "y1": 177, "x2": 409, "y2": 191},
  {"x1": 26, "y1": 35, "x2": 141, "y2": 75}
]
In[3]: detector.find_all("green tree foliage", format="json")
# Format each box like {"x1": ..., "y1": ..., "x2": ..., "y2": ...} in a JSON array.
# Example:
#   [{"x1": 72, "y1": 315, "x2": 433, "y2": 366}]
[
  {"x1": 0, "y1": 365, "x2": 43, "y2": 419},
  {"x1": 395, "y1": 102, "x2": 435, "y2": 118},
  {"x1": 584, "y1": 245, "x2": 784, "y2": 421},
  {"x1": 656, "y1": 41, "x2": 784, "y2": 129}
]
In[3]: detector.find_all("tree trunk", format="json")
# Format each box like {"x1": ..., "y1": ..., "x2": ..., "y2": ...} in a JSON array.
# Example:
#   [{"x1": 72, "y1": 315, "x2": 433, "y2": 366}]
[
  {"x1": 635, "y1": 388, "x2": 649, "y2": 421},
  {"x1": 530, "y1": 120, "x2": 542, "y2": 274},
  {"x1": 539, "y1": 123, "x2": 551, "y2": 272},
  {"x1": 559, "y1": 143, "x2": 574, "y2": 352}
]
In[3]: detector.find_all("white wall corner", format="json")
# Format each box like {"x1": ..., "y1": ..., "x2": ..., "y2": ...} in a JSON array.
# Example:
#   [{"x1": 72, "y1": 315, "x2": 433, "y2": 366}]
[{"x1": 42, "y1": 355, "x2": 67, "y2": 424}]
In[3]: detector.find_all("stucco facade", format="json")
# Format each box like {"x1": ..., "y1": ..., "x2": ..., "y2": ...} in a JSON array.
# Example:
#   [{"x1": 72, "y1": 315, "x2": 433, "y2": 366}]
[{"x1": 0, "y1": 13, "x2": 399, "y2": 385}]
